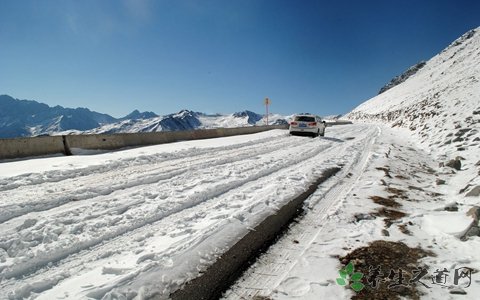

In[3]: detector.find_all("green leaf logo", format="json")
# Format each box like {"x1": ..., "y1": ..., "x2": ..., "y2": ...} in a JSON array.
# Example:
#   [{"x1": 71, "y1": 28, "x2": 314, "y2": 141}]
[
  {"x1": 351, "y1": 272, "x2": 363, "y2": 281},
  {"x1": 336, "y1": 261, "x2": 365, "y2": 292},
  {"x1": 351, "y1": 281, "x2": 365, "y2": 292},
  {"x1": 345, "y1": 262, "x2": 354, "y2": 274},
  {"x1": 336, "y1": 278, "x2": 347, "y2": 286}
]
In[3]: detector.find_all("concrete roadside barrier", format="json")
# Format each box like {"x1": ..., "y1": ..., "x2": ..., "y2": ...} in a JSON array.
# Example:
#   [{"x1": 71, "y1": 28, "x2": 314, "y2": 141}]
[
  {"x1": 64, "y1": 125, "x2": 288, "y2": 152},
  {"x1": 325, "y1": 120, "x2": 353, "y2": 126},
  {"x1": 0, "y1": 136, "x2": 67, "y2": 160},
  {"x1": 0, "y1": 125, "x2": 288, "y2": 160}
]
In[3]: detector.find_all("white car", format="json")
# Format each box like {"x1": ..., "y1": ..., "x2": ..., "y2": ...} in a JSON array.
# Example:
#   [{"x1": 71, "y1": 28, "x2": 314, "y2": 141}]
[{"x1": 289, "y1": 114, "x2": 326, "y2": 137}]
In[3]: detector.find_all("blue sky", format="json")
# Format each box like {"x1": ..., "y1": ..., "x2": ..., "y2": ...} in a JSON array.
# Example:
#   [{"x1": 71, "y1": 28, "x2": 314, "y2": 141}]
[{"x1": 1, "y1": 0, "x2": 479, "y2": 117}]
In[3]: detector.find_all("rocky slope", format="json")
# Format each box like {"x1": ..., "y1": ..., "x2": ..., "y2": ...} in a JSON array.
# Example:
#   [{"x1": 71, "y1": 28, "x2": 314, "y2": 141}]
[
  {"x1": 346, "y1": 27, "x2": 480, "y2": 160},
  {"x1": 346, "y1": 26, "x2": 480, "y2": 213},
  {"x1": 336, "y1": 28, "x2": 480, "y2": 299}
]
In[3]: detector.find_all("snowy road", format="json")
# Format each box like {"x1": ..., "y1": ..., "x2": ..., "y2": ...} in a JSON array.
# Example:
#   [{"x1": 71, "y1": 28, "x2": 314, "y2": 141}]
[{"x1": 0, "y1": 124, "x2": 378, "y2": 299}]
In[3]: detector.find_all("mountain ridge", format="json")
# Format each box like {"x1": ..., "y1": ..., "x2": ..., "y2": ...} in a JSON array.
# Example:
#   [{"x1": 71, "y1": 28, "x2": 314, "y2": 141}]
[{"x1": 0, "y1": 95, "x2": 288, "y2": 138}]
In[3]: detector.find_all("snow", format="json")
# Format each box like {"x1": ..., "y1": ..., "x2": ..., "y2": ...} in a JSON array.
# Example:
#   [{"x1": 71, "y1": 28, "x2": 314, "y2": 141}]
[
  {"x1": 1, "y1": 27, "x2": 479, "y2": 300},
  {"x1": 0, "y1": 130, "x2": 286, "y2": 178},
  {"x1": 346, "y1": 28, "x2": 480, "y2": 162},
  {"x1": 225, "y1": 125, "x2": 480, "y2": 300},
  {"x1": 422, "y1": 212, "x2": 474, "y2": 238},
  {"x1": 0, "y1": 125, "x2": 375, "y2": 299}
]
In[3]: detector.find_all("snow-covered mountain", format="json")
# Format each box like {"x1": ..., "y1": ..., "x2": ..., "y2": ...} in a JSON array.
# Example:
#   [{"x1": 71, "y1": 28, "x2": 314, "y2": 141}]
[
  {"x1": 0, "y1": 95, "x2": 289, "y2": 138},
  {"x1": 119, "y1": 109, "x2": 158, "y2": 121},
  {"x1": 73, "y1": 110, "x2": 203, "y2": 135},
  {"x1": 346, "y1": 27, "x2": 480, "y2": 159},
  {"x1": 71, "y1": 110, "x2": 288, "y2": 135},
  {"x1": 0, "y1": 95, "x2": 119, "y2": 138}
]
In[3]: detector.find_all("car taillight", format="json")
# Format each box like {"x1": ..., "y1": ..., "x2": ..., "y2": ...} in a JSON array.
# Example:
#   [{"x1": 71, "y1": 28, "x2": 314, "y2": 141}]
[
  {"x1": 308, "y1": 122, "x2": 317, "y2": 126},
  {"x1": 290, "y1": 122, "x2": 298, "y2": 125}
]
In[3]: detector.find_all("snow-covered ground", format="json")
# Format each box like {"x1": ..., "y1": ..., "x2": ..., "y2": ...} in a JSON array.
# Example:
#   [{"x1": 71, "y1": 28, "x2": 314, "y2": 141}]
[
  {"x1": 224, "y1": 125, "x2": 480, "y2": 300},
  {"x1": 3, "y1": 122, "x2": 478, "y2": 300},
  {"x1": 1, "y1": 125, "x2": 378, "y2": 299}
]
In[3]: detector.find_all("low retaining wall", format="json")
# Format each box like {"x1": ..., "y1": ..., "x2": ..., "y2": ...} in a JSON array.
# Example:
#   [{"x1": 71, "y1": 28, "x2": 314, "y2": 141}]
[
  {"x1": 0, "y1": 125, "x2": 288, "y2": 160},
  {"x1": 325, "y1": 120, "x2": 353, "y2": 126},
  {"x1": 0, "y1": 136, "x2": 67, "y2": 159}
]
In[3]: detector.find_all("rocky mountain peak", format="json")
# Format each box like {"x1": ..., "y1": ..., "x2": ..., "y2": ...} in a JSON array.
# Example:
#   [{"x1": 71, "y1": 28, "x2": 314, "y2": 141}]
[
  {"x1": 233, "y1": 110, "x2": 263, "y2": 124},
  {"x1": 122, "y1": 110, "x2": 158, "y2": 121},
  {"x1": 378, "y1": 61, "x2": 426, "y2": 94},
  {"x1": 444, "y1": 28, "x2": 477, "y2": 51}
]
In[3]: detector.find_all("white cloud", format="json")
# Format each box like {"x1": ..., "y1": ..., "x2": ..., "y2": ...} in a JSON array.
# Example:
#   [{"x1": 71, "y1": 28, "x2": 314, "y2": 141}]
[
  {"x1": 65, "y1": 13, "x2": 80, "y2": 35},
  {"x1": 123, "y1": 0, "x2": 153, "y2": 22},
  {"x1": 61, "y1": 1, "x2": 151, "y2": 39}
]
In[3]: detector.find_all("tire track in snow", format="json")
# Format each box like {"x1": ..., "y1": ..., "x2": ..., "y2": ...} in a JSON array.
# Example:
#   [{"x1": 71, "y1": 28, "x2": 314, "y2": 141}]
[
  {"x1": 0, "y1": 134, "x2": 295, "y2": 223},
  {"x1": 2, "y1": 133, "x2": 338, "y2": 299},
  {"x1": 96, "y1": 126, "x2": 377, "y2": 299},
  {"x1": 0, "y1": 136, "x2": 330, "y2": 280},
  {"x1": 223, "y1": 125, "x2": 380, "y2": 299},
  {"x1": 0, "y1": 126, "x2": 372, "y2": 298},
  {"x1": 0, "y1": 134, "x2": 288, "y2": 192}
]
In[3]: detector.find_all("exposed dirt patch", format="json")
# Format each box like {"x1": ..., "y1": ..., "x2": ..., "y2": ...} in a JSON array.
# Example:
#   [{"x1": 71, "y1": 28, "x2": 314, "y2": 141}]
[
  {"x1": 374, "y1": 208, "x2": 407, "y2": 227},
  {"x1": 376, "y1": 167, "x2": 392, "y2": 178},
  {"x1": 428, "y1": 191, "x2": 444, "y2": 197},
  {"x1": 370, "y1": 196, "x2": 401, "y2": 208},
  {"x1": 408, "y1": 185, "x2": 424, "y2": 192},
  {"x1": 386, "y1": 187, "x2": 408, "y2": 199},
  {"x1": 340, "y1": 241, "x2": 435, "y2": 300},
  {"x1": 252, "y1": 296, "x2": 273, "y2": 300},
  {"x1": 398, "y1": 223, "x2": 412, "y2": 235},
  {"x1": 419, "y1": 164, "x2": 436, "y2": 174},
  {"x1": 354, "y1": 213, "x2": 377, "y2": 222}
]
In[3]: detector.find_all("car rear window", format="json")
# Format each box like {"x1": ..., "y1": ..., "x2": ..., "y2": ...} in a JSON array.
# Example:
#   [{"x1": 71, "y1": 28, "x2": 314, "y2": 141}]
[{"x1": 295, "y1": 116, "x2": 315, "y2": 122}]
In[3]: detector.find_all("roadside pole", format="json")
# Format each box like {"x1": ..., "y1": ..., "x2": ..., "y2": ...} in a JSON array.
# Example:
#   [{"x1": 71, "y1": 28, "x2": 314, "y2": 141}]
[{"x1": 264, "y1": 97, "x2": 271, "y2": 125}]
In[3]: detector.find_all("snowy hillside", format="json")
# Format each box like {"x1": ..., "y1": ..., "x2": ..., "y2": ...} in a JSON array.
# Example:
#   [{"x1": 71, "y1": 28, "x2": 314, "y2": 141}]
[
  {"x1": 377, "y1": 61, "x2": 426, "y2": 94},
  {"x1": 346, "y1": 27, "x2": 480, "y2": 159},
  {"x1": 346, "y1": 26, "x2": 480, "y2": 212}
]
